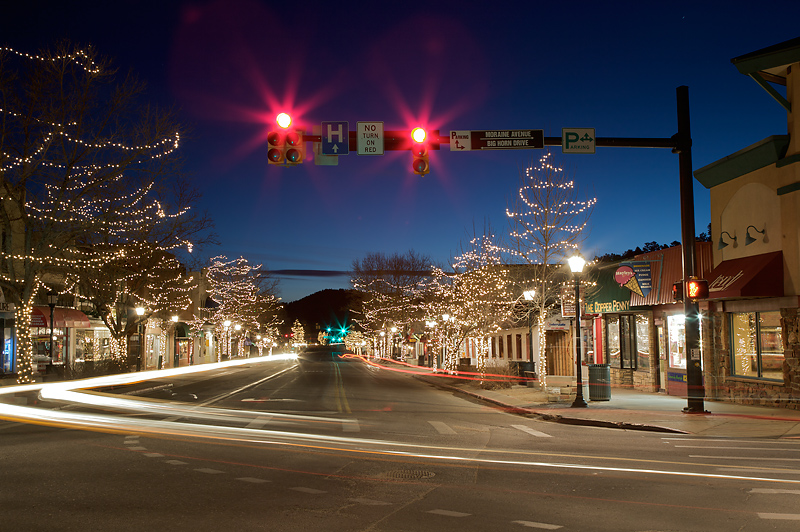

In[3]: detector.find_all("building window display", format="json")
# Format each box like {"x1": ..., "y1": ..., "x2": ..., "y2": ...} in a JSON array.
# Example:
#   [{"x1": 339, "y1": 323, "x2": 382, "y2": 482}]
[
  {"x1": 636, "y1": 314, "x2": 650, "y2": 371},
  {"x1": 730, "y1": 311, "x2": 783, "y2": 380},
  {"x1": 33, "y1": 327, "x2": 66, "y2": 364},
  {"x1": 607, "y1": 315, "x2": 620, "y2": 368},
  {"x1": 667, "y1": 313, "x2": 706, "y2": 370}
]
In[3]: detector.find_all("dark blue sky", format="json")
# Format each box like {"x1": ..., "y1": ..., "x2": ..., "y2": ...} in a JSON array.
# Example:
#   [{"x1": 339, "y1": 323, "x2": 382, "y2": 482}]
[{"x1": 3, "y1": 1, "x2": 798, "y2": 301}]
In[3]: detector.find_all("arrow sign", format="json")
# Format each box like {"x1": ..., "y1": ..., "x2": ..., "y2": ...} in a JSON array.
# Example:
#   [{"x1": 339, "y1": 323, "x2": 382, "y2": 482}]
[{"x1": 321, "y1": 121, "x2": 349, "y2": 155}]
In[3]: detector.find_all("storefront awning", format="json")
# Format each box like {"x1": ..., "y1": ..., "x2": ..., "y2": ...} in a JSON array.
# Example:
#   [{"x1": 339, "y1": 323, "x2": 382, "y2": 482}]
[
  {"x1": 31, "y1": 306, "x2": 91, "y2": 329},
  {"x1": 707, "y1": 251, "x2": 783, "y2": 299}
]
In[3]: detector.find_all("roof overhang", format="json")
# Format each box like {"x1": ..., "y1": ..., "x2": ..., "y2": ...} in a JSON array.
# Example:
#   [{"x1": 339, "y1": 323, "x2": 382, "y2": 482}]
[
  {"x1": 31, "y1": 306, "x2": 91, "y2": 329},
  {"x1": 706, "y1": 251, "x2": 783, "y2": 300},
  {"x1": 732, "y1": 37, "x2": 800, "y2": 113}
]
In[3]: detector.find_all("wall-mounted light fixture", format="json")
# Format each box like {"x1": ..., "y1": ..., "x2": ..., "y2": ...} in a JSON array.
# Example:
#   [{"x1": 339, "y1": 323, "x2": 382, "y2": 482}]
[
  {"x1": 718, "y1": 230, "x2": 737, "y2": 250},
  {"x1": 745, "y1": 225, "x2": 768, "y2": 246}
]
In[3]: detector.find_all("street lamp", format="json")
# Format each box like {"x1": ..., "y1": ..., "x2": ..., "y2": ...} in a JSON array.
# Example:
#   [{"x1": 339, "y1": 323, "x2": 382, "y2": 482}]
[
  {"x1": 47, "y1": 291, "x2": 58, "y2": 371},
  {"x1": 568, "y1": 255, "x2": 588, "y2": 408},
  {"x1": 135, "y1": 306, "x2": 145, "y2": 371}
]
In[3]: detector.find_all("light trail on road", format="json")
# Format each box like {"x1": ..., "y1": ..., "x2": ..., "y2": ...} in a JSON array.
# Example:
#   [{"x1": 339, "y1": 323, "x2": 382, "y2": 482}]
[{"x1": 2, "y1": 355, "x2": 800, "y2": 487}]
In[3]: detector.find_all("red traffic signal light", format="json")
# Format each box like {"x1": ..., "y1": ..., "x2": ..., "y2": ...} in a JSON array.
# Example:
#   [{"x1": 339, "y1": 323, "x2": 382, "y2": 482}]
[
  {"x1": 686, "y1": 278, "x2": 709, "y2": 300},
  {"x1": 268, "y1": 113, "x2": 305, "y2": 166},
  {"x1": 411, "y1": 127, "x2": 429, "y2": 175}
]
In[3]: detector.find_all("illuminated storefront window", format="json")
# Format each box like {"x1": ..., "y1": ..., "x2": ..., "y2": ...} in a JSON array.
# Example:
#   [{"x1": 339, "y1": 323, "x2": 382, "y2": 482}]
[
  {"x1": 730, "y1": 311, "x2": 783, "y2": 380},
  {"x1": 667, "y1": 313, "x2": 704, "y2": 370},
  {"x1": 607, "y1": 315, "x2": 620, "y2": 368},
  {"x1": 33, "y1": 326, "x2": 66, "y2": 364},
  {"x1": 667, "y1": 314, "x2": 686, "y2": 369},
  {"x1": 635, "y1": 314, "x2": 650, "y2": 370}
]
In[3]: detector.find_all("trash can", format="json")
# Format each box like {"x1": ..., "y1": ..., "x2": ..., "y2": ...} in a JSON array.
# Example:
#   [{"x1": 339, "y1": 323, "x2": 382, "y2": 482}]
[
  {"x1": 519, "y1": 362, "x2": 536, "y2": 387},
  {"x1": 588, "y1": 364, "x2": 611, "y2": 401}
]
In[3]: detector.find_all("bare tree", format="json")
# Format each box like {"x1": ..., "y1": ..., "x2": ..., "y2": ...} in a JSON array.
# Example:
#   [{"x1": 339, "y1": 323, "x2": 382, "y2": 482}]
[
  {"x1": 506, "y1": 153, "x2": 596, "y2": 382},
  {"x1": 350, "y1": 250, "x2": 432, "y2": 345}
]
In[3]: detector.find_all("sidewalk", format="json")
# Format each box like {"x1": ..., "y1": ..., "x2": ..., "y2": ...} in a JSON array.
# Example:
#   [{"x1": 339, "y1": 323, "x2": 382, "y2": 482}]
[{"x1": 418, "y1": 373, "x2": 800, "y2": 438}]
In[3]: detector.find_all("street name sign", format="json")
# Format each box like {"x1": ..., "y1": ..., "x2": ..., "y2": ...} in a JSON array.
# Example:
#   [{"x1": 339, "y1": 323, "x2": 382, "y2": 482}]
[
  {"x1": 321, "y1": 121, "x2": 349, "y2": 155},
  {"x1": 450, "y1": 130, "x2": 544, "y2": 151},
  {"x1": 357, "y1": 121, "x2": 384, "y2": 155},
  {"x1": 562, "y1": 128, "x2": 596, "y2": 154}
]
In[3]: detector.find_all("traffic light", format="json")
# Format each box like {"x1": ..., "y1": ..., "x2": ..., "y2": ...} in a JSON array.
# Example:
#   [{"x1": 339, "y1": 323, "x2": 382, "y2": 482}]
[
  {"x1": 267, "y1": 113, "x2": 305, "y2": 165},
  {"x1": 672, "y1": 281, "x2": 683, "y2": 302},
  {"x1": 284, "y1": 129, "x2": 305, "y2": 164},
  {"x1": 411, "y1": 127, "x2": 429, "y2": 175},
  {"x1": 267, "y1": 130, "x2": 285, "y2": 164},
  {"x1": 686, "y1": 278, "x2": 709, "y2": 300}
]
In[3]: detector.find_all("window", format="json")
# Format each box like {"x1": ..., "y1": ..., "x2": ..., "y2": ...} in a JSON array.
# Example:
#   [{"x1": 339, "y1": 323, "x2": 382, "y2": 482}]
[
  {"x1": 606, "y1": 315, "x2": 636, "y2": 369},
  {"x1": 730, "y1": 311, "x2": 783, "y2": 380},
  {"x1": 668, "y1": 314, "x2": 686, "y2": 369},
  {"x1": 636, "y1": 314, "x2": 650, "y2": 371},
  {"x1": 607, "y1": 315, "x2": 620, "y2": 368}
]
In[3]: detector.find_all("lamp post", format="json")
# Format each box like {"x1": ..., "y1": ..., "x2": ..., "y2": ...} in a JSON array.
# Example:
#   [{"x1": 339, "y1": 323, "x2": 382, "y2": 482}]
[
  {"x1": 135, "y1": 306, "x2": 145, "y2": 371},
  {"x1": 47, "y1": 291, "x2": 58, "y2": 371},
  {"x1": 568, "y1": 255, "x2": 588, "y2": 408},
  {"x1": 171, "y1": 315, "x2": 179, "y2": 367}
]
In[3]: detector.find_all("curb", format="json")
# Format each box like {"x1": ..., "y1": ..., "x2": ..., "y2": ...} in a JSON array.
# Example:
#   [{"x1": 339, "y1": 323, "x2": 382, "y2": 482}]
[{"x1": 417, "y1": 375, "x2": 688, "y2": 434}]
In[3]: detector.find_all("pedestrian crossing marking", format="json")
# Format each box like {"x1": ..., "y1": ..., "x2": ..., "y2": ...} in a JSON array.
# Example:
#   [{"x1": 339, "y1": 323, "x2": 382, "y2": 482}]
[{"x1": 513, "y1": 424, "x2": 552, "y2": 438}]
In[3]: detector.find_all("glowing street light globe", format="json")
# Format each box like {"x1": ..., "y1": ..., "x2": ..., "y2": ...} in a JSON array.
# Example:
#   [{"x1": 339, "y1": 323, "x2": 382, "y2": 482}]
[
  {"x1": 568, "y1": 255, "x2": 586, "y2": 273},
  {"x1": 276, "y1": 112, "x2": 292, "y2": 129},
  {"x1": 411, "y1": 127, "x2": 426, "y2": 143}
]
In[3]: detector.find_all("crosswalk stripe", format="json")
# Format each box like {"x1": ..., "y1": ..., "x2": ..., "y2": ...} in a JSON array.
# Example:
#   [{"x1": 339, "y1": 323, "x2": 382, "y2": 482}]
[
  {"x1": 512, "y1": 520, "x2": 563, "y2": 529},
  {"x1": 428, "y1": 421, "x2": 456, "y2": 435},
  {"x1": 245, "y1": 416, "x2": 272, "y2": 429},
  {"x1": 758, "y1": 513, "x2": 800, "y2": 520},
  {"x1": 512, "y1": 424, "x2": 552, "y2": 438},
  {"x1": 342, "y1": 420, "x2": 360, "y2": 432}
]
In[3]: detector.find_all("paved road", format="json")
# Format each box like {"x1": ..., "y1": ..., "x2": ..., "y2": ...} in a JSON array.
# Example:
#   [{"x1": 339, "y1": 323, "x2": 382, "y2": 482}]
[{"x1": 2, "y1": 355, "x2": 800, "y2": 531}]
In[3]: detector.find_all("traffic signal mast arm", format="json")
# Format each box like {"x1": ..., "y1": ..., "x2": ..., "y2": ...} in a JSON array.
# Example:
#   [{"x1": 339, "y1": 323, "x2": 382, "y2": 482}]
[
  {"x1": 301, "y1": 131, "x2": 677, "y2": 150},
  {"x1": 303, "y1": 130, "x2": 442, "y2": 151}
]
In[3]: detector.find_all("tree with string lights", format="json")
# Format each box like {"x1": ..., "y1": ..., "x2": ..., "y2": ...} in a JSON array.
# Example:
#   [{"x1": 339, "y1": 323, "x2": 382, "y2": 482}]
[
  {"x1": 203, "y1": 255, "x2": 281, "y2": 361},
  {"x1": 291, "y1": 319, "x2": 305, "y2": 348},
  {"x1": 506, "y1": 152, "x2": 596, "y2": 383},
  {"x1": 0, "y1": 42, "x2": 193, "y2": 383},
  {"x1": 424, "y1": 223, "x2": 514, "y2": 374}
]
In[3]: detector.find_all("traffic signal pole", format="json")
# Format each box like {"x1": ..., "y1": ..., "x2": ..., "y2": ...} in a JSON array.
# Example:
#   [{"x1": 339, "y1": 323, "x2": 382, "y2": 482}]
[
  {"x1": 675, "y1": 86, "x2": 706, "y2": 413},
  {"x1": 301, "y1": 87, "x2": 705, "y2": 414}
]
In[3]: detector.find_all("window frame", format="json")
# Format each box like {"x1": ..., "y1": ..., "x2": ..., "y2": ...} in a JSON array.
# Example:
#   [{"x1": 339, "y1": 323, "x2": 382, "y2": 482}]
[{"x1": 729, "y1": 310, "x2": 784, "y2": 381}]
